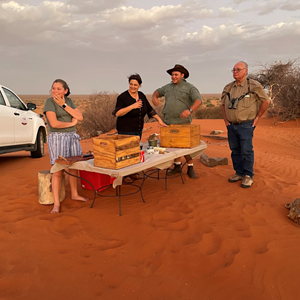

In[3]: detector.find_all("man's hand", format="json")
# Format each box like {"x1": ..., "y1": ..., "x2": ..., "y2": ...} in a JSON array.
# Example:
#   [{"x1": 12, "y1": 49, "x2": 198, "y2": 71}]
[
  {"x1": 224, "y1": 119, "x2": 230, "y2": 126},
  {"x1": 253, "y1": 100, "x2": 270, "y2": 127},
  {"x1": 152, "y1": 97, "x2": 159, "y2": 106},
  {"x1": 222, "y1": 104, "x2": 230, "y2": 126},
  {"x1": 180, "y1": 109, "x2": 191, "y2": 119},
  {"x1": 253, "y1": 116, "x2": 259, "y2": 127},
  {"x1": 152, "y1": 91, "x2": 160, "y2": 106}
]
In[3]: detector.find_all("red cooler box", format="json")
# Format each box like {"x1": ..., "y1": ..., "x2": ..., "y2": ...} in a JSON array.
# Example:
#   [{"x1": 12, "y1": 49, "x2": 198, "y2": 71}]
[{"x1": 79, "y1": 171, "x2": 115, "y2": 191}]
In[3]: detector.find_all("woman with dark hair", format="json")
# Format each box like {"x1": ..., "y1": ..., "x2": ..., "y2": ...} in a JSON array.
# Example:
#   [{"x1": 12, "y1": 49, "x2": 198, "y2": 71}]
[
  {"x1": 43, "y1": 79, "x2": 89, "y2": 214},
  {"x1": 113, "y1": 74, "x2": 167, "y2": 139}
]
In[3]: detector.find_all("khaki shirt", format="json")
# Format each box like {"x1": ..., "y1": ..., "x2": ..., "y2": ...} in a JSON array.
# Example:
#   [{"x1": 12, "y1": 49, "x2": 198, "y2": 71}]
[
  {"x1": 221, "y1": 78, "x2": 269, "y2": 123},
  {"x1": 156, "y1": 79, "x2": 201, "y2": 125}
]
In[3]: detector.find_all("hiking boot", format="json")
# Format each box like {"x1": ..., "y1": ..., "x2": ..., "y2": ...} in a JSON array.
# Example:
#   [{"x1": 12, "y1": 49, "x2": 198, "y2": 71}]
[
  {"x1": 228, "y1": 174, "x2": 243, "y2": 183},
  {"x1": 241, "y1": 175, "x2": 253, "y2": 188},
  {"x1": 187, "y1": 166, "x2": 197, "y2": 179},
  {"x1": 167, "y1": 164, "x2": 181, "y2": 176}
]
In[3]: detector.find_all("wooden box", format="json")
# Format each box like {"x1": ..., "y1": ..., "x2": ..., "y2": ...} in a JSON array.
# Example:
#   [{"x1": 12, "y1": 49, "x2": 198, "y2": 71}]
[
  {"x1": 160, "y1": 124, "x2": 200, "y2": 148},
  {"x1": 93, "y1": 135, "x2": 140, "y2": 169}
]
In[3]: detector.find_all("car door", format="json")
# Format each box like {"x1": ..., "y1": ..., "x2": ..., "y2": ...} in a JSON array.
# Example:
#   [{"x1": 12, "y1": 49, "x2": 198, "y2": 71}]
[
  {"x1": 0, "y1": 88, "x2": 15, "y2": 146},
  {"x1": 2, "y1": 87, "x2": 35, "y2": 144}
]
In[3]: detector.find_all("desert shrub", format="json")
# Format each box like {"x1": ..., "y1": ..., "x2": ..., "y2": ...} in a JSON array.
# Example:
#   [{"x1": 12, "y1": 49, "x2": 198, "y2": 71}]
[
  {"x1": 249, "y1": 60, "x2": 300, "y2": 123},
  {"x1": 76, "y1": 92, "x2": 118, "y2": 138},
  {"x1": 206, "y1": 103, "x2": 215, "y2": 108},
  {"x1": 194, "y1": 106, "x2": 223, "y2": 119}
]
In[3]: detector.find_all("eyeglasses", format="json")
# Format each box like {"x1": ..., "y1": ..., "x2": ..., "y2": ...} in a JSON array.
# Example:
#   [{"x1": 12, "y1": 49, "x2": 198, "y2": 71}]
[{"x1": 231, "y1": 68, "x2": 246, "y2": 73}]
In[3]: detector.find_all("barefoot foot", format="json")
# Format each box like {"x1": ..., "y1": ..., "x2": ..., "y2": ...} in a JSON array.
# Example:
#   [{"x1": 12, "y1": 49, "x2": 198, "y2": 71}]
[
  {"x1": 50, "y1": 205, "x2": 60, "y2": 214},
  {"x1": 72, "y1": 195, "x2": 90, "y2": 202}
]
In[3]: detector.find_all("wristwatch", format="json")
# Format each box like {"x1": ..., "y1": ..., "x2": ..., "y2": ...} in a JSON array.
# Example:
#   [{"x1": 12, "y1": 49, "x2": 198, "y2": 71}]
[
  {"x1": 62, "y1": 103, "x2": 67, "y2": 109},
  {"x1": 189, "y1": 108, "x2": 193, "y2": 113}
]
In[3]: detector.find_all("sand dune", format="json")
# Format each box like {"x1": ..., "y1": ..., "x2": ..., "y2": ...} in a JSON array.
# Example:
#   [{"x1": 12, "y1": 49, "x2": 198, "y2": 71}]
[{"x1": 0, "y1": 118, "x2": 300, "y2": 300}]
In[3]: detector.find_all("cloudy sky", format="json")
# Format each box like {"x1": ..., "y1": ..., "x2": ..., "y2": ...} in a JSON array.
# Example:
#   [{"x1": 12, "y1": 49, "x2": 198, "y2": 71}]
[{"x1": 1, "y1": 0, "x2": 299, "y2": 95}]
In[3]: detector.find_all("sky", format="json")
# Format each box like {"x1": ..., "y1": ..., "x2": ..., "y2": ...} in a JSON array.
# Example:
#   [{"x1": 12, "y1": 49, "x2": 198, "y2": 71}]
[{"x1": 0, "y1": 0, "x2": 299, "y2": 95}]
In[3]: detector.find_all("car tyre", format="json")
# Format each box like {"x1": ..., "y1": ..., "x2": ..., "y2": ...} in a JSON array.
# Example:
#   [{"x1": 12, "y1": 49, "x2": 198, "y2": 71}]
[{"x1": 31, "y1": 130, "x2": 44, "y2": 158}]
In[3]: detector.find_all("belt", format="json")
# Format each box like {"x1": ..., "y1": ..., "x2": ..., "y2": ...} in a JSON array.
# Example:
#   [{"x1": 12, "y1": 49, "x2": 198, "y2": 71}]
[{"x1": 230, "y1": 119, "x2": 253, "y2": 125}]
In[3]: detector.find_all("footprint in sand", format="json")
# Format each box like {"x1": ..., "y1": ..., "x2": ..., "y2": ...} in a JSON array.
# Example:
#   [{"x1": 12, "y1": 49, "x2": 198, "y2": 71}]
[
  {"x1": 80, "y1": 240, "x2": 124, "y2": 258},
  {"x1": 242, "y1": 204, "x2": 257, "y2": 215},
  {"x1": 198, "y1": 231, "x2": 222, "y2": 255},
  {"x1": 148, "y1": 208, "x2": 193, "y2": 231},
  {"x1": 52, "y1": 216, "x2": 82, "y2": 239},
  {"x1": 90, "y1": 272, "x2": 104, "y2": 281},
  {"x1": 96, "y1": 239, "x2": 124, "y2": 251},
  {"x1": 80, "y1": 243, "x2": 96, "y2": 258}
]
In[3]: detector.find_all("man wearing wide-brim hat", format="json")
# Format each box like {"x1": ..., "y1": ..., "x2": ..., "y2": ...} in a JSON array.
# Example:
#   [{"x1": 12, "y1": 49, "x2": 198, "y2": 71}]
[{"x1": 152, "y1": 64, "x2": 202, "y2": 178}]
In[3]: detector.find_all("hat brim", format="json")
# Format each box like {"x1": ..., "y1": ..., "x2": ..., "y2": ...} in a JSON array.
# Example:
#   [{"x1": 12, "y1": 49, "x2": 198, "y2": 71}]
[{"x1": 167, "y1": 67, "x2": 189, "y2": 79}]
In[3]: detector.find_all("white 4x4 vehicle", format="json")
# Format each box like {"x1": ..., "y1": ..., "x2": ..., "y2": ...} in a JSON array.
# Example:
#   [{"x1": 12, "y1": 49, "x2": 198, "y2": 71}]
[{"x1": 0, "y1": 85, "x2": 47, "y2": 158}]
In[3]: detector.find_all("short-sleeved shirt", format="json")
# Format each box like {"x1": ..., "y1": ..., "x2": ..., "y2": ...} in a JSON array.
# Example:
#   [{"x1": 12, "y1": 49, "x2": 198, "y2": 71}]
[
  {"x1": 113, "y1": 90, "x2": 157, "y2": 132},
  {"x1": 156, "y1": 79, "x2": 201, "y2": 125},
  {"x1": 221, "y1": 78, "x2": 269, "y2": 123},
  {"x1": 43, "y1": 97, "x2": 77, "y2": 132}
]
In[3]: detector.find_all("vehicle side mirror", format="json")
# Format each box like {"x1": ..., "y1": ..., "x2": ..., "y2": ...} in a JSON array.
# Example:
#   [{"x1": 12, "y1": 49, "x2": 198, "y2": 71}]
[{"x1": 27, "y1": 103, "x2": 37, "y2": 110}]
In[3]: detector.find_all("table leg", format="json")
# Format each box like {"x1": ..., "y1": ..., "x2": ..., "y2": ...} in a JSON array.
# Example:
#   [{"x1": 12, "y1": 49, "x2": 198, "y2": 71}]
[
  {"x1": 118, "y1": 185, "x2": 122, "y2": 216},
  {"x1": 180, "y1": 162, "x2": 186, "y2": 184},
  {"x1": 62, "y1": 170, "x2": 97, "y2": 208},
  {"x1": 139, "y1": 172, "x2": 147, "y2": 204},
  {"x1": 164, "y1": 163, "x2": 185, "y2": 190},
  {"x1": 165, "y1": 169, "x2": 168, "y2": 190}
]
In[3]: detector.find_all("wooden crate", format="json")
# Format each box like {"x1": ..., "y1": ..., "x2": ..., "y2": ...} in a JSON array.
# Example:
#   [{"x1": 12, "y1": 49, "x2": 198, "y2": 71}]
[
  {"x1": 93, "y1": 135, "x2": 140, "y2": 169},
  {"x1": 160, "y1": 124, "x2": 200, "y2": 148}
]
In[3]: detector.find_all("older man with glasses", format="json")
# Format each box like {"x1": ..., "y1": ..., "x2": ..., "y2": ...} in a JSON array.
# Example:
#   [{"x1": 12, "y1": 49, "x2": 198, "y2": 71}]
[{"x1": 221, "y1": 61, "x2": 270, "y2": 188}]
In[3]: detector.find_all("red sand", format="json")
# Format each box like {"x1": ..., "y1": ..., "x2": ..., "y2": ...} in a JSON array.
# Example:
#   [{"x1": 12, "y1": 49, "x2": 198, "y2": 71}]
[{"x1": 1, "y1": 118, "x2": 300, "y2": 300}]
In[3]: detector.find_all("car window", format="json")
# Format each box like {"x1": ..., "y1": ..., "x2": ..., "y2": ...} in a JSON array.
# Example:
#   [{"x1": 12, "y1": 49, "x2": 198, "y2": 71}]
[
  {"x1": 3, "y1": 88, "x2": 26, "y2": 110},
  {"x1": 0, "y1": 91, "x2": 6, "y2": 106}
]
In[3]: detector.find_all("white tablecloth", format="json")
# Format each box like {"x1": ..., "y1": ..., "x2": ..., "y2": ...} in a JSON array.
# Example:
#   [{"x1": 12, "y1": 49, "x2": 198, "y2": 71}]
[{"x1": 50, "y1": 141, "x2": 207, "y2": 188}]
